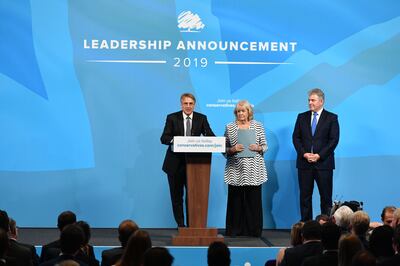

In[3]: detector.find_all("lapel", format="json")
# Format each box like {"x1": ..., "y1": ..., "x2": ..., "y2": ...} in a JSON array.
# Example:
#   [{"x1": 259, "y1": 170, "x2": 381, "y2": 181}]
[
  {"x1": 177, "y1": 112, "x2": 184, "y2": 136},
  {"x1": 305, "y1": 111, "x2": 313, "y2": 137},
  {"x1": 191, "y1": 112, "x2": 198, "y2": 134},
  {"x1": 314, "y1": 110, "x2": 326, "y2": 136}
]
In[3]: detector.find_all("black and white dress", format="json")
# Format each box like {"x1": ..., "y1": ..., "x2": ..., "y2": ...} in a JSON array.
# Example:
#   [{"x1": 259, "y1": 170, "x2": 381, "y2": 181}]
[{"x1": 224, "y1": 120, "x2": 268, "y2": 237}]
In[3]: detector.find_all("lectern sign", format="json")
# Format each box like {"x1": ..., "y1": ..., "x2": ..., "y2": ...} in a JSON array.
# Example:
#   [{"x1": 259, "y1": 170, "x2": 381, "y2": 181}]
[{"x1": 173, "y1": 136, "x2": 225, "y2": 153}]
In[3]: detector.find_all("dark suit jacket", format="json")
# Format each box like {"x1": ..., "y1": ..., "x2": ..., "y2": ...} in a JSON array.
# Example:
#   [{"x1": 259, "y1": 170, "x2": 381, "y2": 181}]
[
  {"x1": 380, "y1": 254, "x2": 400, "y2": 266},
  {"x1": 0, "y1": 256, "x2": 17, "y2": 266},
  {"x1": 293, "y1": 109, "x2": 339, "y2": 170},
  {"x1": 301, "y1": 250, "x2": 338, "y2": 266},
  {"x1": 280, "y1": 241, "x2": 323, "y2": 266},
  {"x1": 160, "y1": 111, "x2": 215, "y2": 175},
  {"x1": 39, "y1": 240, "x2": 60, "y2": 263},
  {"x1": 7, "y1": 240, "x2": 33, "y2": 266},
  {"x1": 9, "y1": 240, "x2": 38, "y2": 266},
  {"x1": 75, "y1": 245, "x2": 99, "y2": 266},
  {"x1": 101, "y1": 247, "x2": 123, "y2": 266}
]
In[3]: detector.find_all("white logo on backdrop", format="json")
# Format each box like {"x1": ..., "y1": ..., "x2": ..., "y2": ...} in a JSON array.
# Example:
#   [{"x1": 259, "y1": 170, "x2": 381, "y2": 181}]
[{"x1": 177, "y1": 11, "x2": 205, "y2": 32}]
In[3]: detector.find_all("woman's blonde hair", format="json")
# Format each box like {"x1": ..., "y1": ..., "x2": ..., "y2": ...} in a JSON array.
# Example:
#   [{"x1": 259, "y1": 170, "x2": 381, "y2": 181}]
[{"x1": 234, "y1": 100, "x2": 254, "y2": 121}]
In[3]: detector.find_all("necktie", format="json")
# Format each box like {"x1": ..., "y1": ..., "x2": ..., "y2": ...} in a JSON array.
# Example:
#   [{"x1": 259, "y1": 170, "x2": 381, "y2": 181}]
[
  {"x1": 186, "y1": 116, "x2": 191, "y2": 136},
  {"x1": 311, "y1": 112, "x2": 318, "y2": 136}
]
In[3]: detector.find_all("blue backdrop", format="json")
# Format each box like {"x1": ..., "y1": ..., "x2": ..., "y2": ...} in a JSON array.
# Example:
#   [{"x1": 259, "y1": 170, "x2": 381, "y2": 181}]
[{"x1": 0, "y1": 0, "x2": 399, "y2": 228}]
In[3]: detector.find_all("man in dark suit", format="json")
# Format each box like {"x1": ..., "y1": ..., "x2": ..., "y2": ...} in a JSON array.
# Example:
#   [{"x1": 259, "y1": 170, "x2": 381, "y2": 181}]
[
  {"x1": 302, "y1": 222, "x2": 341, "y2": 266},
  {"x1": 293, "y1": 88, "x2": 339, "y2": 221},
  {"x1": 8, "y1": 218, "x2": 39, "y2": 266},
  {"x1": 160, "y1": 93, "x2": 215, "y2": 227},
  {"x1": 280, "y1": 220, "x2": 323, "y2": 266},
  {"x1": 101, "y1": 219, "x2": 139, "y2": 266},
  {"x1": 39, "y1": 211, "x2": 76, "y2": 262},
  {"x1": 381, "y1": 224, "x2": 400, "y2": 266},
  {"x1": 0, "y1": 210, "x2": 33, "y2": 266},
  {"x1": 40, "y1": 224, "x2": 87, "y2": 266}
]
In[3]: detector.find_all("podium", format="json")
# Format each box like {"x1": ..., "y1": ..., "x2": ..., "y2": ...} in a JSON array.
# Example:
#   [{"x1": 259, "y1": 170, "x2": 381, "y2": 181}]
[{"x1": 171, "y1": 136, "x2": 225, "y2": 246}]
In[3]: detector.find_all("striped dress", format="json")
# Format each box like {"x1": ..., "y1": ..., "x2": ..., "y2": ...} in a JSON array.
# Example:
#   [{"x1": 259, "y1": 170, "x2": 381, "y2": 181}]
[{"x1": 224, "y1": 120, "x2": 268, "y2": 186}]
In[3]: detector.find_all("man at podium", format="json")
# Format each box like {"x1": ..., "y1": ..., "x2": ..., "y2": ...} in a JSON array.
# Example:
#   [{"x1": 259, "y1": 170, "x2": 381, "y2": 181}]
[{"x1": 160, "y1": 93, "x2": 215, "y2": 228}]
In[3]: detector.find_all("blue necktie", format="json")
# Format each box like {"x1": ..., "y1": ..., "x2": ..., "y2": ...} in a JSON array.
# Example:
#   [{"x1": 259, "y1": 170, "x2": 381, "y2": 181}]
[{"x1": 311, "y1": 112, "x2": 318, "y2": 136}]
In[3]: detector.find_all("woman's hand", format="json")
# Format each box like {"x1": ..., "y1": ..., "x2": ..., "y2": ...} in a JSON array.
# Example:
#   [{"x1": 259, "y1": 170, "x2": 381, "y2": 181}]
[
  {"x1": 231, "y1": 144, "x2": 245, "y2": 153},
  {"x1": 249, "y1": 144, "x2": 261, "y2": 152}
]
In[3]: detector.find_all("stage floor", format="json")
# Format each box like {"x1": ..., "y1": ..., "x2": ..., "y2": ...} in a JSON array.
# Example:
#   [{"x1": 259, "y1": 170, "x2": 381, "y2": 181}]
[{"x1": 18, "y1": 228, "x2": 291, "y2": 247}]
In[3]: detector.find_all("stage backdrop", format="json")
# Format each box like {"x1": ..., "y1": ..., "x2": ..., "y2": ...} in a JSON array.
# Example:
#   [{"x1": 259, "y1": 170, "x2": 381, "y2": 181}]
[{"x1": 1, "y1": 0, "x2": 399, "y2": 228}]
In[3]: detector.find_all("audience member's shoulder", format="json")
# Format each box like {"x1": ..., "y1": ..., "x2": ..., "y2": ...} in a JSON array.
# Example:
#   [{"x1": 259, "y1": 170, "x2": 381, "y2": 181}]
[
  {"x1": 102, "y1": 246, "x2": 123, "y2": 255},
  {"x1": 42, "y1": 239, "x2": 61, "y2": 249},
  {"x1": 302, "y1": 254, "x2": 319, "y2": 266}
]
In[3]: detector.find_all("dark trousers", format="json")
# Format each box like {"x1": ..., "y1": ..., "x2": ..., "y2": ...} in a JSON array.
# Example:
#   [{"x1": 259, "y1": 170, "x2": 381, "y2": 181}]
[
  {"x1": 225, "y1": 185, "x2": 263, "y2": 237},
  {"x1": 167, "y1": 163, "x2": 188, "y2": 227},
  {"x1": 298, "y1": 168, "x2": 333, "y2": 221}
]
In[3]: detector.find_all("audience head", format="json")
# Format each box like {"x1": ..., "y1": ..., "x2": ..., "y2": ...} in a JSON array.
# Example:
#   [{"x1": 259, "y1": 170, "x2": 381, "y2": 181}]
[
  {"x1": 8, "y1": 218, "x2": 17, "y2": 238},
  {"x1": 315, "y1": 214, "x2": 330, "y2": 225},
  {"x1": 60, "y1": 224, "x2": 85, "y2": 255},
  {"x1": 207, "y1": 241, "x2": 230, "y2": 266},
  {"x1": 119, "y1": 230, "x2": 152, "y2": 266},
  {"x1": 290, "y1": 222, "x2": 304, "y2": 246},
  {"x1": 351, "y1": 211, "x2": 370, "y2": 236},
  {"x1": 57, "y1": 211, "x2": 77, "y2": 231},
  {"x1": 118, "y1": 219, "x2": 139, "y2": 247},
  {"x1": 351, "y1": 250, "x2": 376, "y2": 266},
  {"x1": 0, "y1": 210, "x2": 10, "y2": 232},
  {"x1": 381, "y1": 206, "x2": 396, "y2": 226},
  {"x1": 369, "y1": 225, "x2": 394, "y2": 258},
  {"x1": 333, "y1": 206, "x2": 354, "y2": 231},
  {"x1": 301, "y1": 220, "x2": 322, "y2": 241},
  {"x1": 338, "y1": 234, "x2": 363, "y2": 266},
  {"x1": 143, "y1": 247, "x2": 174, "y2": 266},
  {"x1": 391, "y1": 208, "x2": 400, "y2": 228},
  {"x1": 321, "y1": 222, "x2": 341, "y2": 250},
  {"x1": 76, "y1": 220, "x2": 91, "y2": 246},
  {"x1": 0, "y1": 229, "x2": 9, "y2": 258}
]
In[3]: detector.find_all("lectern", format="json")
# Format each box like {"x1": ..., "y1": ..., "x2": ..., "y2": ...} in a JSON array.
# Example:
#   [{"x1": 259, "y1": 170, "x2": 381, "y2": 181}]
[{"x1": 171, "y1": 136, "x2": 225, "y2": 246}]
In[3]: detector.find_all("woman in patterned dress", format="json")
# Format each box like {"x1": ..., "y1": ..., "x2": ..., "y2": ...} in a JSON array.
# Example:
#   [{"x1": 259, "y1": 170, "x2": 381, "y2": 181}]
[{"x1": 224, "y1": 100, "x2": 268, "y2": 237}]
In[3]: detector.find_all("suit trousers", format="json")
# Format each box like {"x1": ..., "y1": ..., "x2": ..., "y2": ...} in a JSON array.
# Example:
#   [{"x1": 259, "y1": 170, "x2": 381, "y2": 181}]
[
  {"x1": 298, "y1": 168, "x2": 333, "y2": 221},
  {"x1": 167, "y1": 162, "x2": 188, "y2": 227}
]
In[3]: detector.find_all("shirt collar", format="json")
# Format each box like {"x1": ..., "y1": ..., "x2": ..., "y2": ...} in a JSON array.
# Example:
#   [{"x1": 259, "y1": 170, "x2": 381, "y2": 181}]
[
  {"x1": 314, "y1": 108, "x2": 323, "y2": 116},
  {"x1": 183, "y1": 112, "x2": 193, "y2": 119}
]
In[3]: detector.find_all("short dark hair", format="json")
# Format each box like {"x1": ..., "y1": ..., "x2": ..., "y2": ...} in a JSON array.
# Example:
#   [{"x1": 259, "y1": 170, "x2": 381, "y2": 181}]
[
  {"x1": 369, "y1": 225, "x2": 394, "y2": 257},
  {"x1": 207, "y1": 241, "x2": 230, "y2": 266},
  {"x1": 0, "y1": 210, "x2": 10, "y2": 232},
  {"x1": 302, "y1": 220, "x2": 322, "y2": 241},
  {"x1": 76, "y1": 220, "x2": 91, "y2": 245},
  {"x1": 321, "y1": 222, "x2": 341, "y2": 250},
  {"x1": 57, "y1": 211, "x2": 77, "y2": 231},
  {"x1": 143, "y1": 247, "x2": 174, "y2": 266},
  {"x1": 118, "y1": 219, "x2": 139, "y2": 247},
  {"x1": 60, "y1": 224, "x2": 84, "y2": 254},
  {"x1": 315, "y1": 214, "x2": 329, "y2": 223}
]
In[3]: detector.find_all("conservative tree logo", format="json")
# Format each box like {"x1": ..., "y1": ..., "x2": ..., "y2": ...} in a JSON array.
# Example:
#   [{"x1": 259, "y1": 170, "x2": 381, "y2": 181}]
[{"x1": 177, "y1": 11, "x2": 205, "y2": 32}]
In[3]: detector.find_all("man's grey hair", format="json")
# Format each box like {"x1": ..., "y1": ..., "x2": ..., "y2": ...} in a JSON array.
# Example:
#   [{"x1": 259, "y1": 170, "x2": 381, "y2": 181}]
[
  {"x1": 333, "y1": 205, "x2": 354, "y2": 229},
  {"x1": 308, "y1": 88, "x2": 325, "y2": 101}
]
